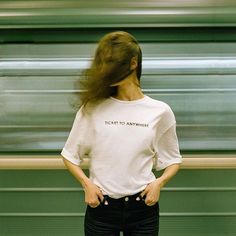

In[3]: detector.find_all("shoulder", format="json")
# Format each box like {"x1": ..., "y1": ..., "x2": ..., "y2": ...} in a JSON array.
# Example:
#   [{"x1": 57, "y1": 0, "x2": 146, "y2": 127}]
[
  {"x1": 75, "y1": 99, "x2": 113, "y2": 119},
  {"x1": 145, "y1": 96, "x2": 174, "y2": 114},
  {"x1": 144, "y1": 97, "x2": 177, "y2": 137},
  {"x1": 145, "y1": 96, "x2": 176, "y2": 131}
]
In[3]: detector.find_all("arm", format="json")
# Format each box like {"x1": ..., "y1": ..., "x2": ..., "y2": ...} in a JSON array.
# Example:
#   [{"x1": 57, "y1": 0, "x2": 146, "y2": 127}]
[
  {"x1": 155, "y1": 163, "x2": 180, "y2": 188},
  {"x1": 63, "y1": 158, "x2": 104, "y2": 208},
  {"x1": 141, "y1": 163, "x2": 180, "y2": 206},
  {"x1": 61, "y1": 108, "x2": 104, "y2": 207},
  {"x1": 141, "y1": 122, "x2": 182, "y2": 206}
]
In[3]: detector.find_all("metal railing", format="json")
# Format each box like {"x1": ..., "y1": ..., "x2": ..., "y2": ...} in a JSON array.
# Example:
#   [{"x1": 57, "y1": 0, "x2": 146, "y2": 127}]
[{"x1": 0, "y1": 155, "x2": 236, "y2": 169}]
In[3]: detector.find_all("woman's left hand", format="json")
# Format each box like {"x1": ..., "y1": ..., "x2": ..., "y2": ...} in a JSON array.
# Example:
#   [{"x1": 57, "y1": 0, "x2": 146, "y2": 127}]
[{"x1": 140, "y1": 179, "x2": 162, "y2": 206}]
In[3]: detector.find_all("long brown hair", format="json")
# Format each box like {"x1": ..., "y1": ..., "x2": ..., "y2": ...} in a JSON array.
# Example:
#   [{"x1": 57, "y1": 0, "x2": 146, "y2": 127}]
[{"x1": 76, "y1": 31, "x2": 142, "y2": 108}]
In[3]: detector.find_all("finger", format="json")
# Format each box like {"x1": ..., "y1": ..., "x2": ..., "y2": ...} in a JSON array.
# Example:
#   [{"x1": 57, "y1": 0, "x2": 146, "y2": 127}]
[
  {"x1": 145, "y1": 202, "x2": 155, "y2": 206},
  {"x1": 140, "y1": 188, "x2": 148, "y2": 198},
  {"x1": 97, "y1": 191, "x2": 104, "y2": 203},
  {"x1": 145, "y1": 196, "x2": 158, "y2": 206},
  {"x1": 145, "y1": 197, "x2": 152, "y2": 205},
  {"x1": 145, "y1": 199, "x2": 155, "y2": 206},
  {"x1": 88, "y1": 200, "x2": 100, "y2": 208},
  {"x1": 89, "y1": 204, "x2": 100, "y2": 208}
]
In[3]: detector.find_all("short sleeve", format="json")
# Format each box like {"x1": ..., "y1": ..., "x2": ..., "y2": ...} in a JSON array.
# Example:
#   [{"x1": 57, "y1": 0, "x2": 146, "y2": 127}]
[
  {"x1": 61, "y1": 107, "x2": 87, "y2": 166},
  {"x1": 154, "y1": 123, "x2": 182, "y2": 171}
]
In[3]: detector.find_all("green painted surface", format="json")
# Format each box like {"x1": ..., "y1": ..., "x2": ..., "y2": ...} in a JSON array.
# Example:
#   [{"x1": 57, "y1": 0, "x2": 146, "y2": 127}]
[
  {"x1": 1, "y1": 0, "x2": 236, "y2": 28},
  {"x1": 0, "y1": 170, "x2": 235, "y2": 235},
  {"x1": 0, "y1": 3, "x2": 236, "y2": 235},
  {"x1": 1, "y1": 41, "x2": 236, "y2": 153},
  {"x1": 2, "y1": 28, "x2": 236, "y2": 43},
  {"x1": 0, "y1": 216, "x2": 85, "y2": 236}
]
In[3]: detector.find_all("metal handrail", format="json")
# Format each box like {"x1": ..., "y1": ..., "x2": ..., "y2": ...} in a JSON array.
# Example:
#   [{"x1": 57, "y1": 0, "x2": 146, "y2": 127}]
[{"x1": 0, "y1": 155, "x2": 236, "y2": 169}]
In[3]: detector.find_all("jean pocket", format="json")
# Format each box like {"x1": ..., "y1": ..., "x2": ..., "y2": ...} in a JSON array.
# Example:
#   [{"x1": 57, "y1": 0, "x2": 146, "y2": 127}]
[
  {"x1": 87, "y1": 202, "x2": 103, "y2": 210},
  {"x1": 141, "y1": 199, "x2": 159, "y2": 208}
]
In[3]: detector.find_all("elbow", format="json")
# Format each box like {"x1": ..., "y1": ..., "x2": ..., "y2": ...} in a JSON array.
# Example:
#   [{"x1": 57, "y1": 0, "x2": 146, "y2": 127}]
[
  {"x1": 176, "y1": 163, "x2": 181, "y2": 173},
  {"x1": 62, "y1": 156, "x2": 69, "y2": 167},
  {"x1": 173, "y1": 163, "x2": 181, "y2": 172},
  {"x1": 165, "y1": 163, "x2": 181, "y2": 174}
]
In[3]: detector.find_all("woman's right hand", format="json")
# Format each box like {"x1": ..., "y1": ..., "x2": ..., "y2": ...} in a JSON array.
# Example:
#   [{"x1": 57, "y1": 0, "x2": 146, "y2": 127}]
[
  {"x1": 62, "y1": 158, "x2": 104, "y2": 208},
  {"x1": 84, "y1": 180, "x2": 104, "y2": 208}
]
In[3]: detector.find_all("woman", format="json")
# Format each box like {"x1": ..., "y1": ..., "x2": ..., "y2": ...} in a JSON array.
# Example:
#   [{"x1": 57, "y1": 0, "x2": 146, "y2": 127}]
[{"x1": 61, "y1": 31, "x2": 182, "y2": 236}]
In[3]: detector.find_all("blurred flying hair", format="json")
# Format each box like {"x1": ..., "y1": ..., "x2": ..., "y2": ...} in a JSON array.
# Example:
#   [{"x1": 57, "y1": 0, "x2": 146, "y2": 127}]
[{"x1": 75, "y1": 31, "x2": 142, "y2": 109}]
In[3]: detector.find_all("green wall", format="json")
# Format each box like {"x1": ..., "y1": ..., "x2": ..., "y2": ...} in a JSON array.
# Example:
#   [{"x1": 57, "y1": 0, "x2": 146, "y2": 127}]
[
  {"x1": 0, "y1": 169, "x2": 235, "y2": 236},
  {"x1": 0, "y1": 1, "x2": 236, "y2": 235}
]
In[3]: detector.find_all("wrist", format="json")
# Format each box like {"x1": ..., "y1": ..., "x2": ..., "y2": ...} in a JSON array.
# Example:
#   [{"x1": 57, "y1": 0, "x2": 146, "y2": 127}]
[
  {"x1": 80, "y1": 176, "x2": 91, "y2": 189},
  {"x1": 154, "y1": 177, "x2": 165, "y2": 189}
]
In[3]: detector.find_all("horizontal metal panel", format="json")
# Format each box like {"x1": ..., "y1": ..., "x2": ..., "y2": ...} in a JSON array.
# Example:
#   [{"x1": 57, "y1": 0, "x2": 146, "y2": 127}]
[
  {"x1": 0, "y1": 131, "x2": 68, "y2": 152},
  {"x1": 1, "y1": 1, "x2": 236, "y2": 28},
  {"x1": 0, "y1": 44, "x2": 95, "y2": 59},
  {"x1": 0, "y1": 191, "x2": 235, "y2": 213},
  {"x1": 0, "y1": 169, "x2": 236, "y2": 235},
  {"x1": 2, "y1": 91, "x2": 236, "y2": 152},
  {"x1": 1, "y1": 103, "x2": 236, "y2": 153},
  {"x1": 160, "y1": 216, "x2": 236, "y2": 236},
  {"x1": 1, "y1": 43, "x2": 236, "y2": 152},
  {"x1": 0, "y1": 215, "x2": 235, "y2": 236},
  {"x1": 2, "y1": 28, "x2": 236, "y2": 43},
  {"x1": 2, "y1": 58, "x2": 236, "y2": 75},
  {"x1": 2, "y1": 74, "x2": 236, "y2": 91},
  {"x1": 2, "y1": 43, "x2": 236, "y2": 58},
  {"x1": 142, "y1": 75, "x2": 236, "y2": 90},
  {"x1": 0, "y1": 169, "x2": 235, "y2": 188},
  {"x1": 0, "y1": 191, "x2": 86, "y2": 213},
  {"x1": 0, "y1": 216, "x2": 84, "y2": 236},
  {"x1": 1, "y1": 76, "x2": 77, "y2": 91}
]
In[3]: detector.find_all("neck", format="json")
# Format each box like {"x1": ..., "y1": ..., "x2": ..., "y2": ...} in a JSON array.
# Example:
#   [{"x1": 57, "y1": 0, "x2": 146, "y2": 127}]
[{"x1": 113, "y1": 75, "x2": 144, "y2": 101}]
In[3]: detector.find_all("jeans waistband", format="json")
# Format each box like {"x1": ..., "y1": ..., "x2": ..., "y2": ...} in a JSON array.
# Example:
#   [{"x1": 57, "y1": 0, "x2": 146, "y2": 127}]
[{"x1": 101, "y1": 192, "x2": 145, "y2": 206}]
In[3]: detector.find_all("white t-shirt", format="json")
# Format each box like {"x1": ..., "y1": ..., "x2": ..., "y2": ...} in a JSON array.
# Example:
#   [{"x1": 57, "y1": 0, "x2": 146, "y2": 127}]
[{"x1": 61, "y1": 95, "x2": 182, "y2": 198}]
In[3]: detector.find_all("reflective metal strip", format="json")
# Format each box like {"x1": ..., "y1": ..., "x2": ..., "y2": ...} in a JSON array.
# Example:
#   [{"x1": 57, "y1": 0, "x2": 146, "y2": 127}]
[{"x1": 0, "y1": 155, "x2": 236, "y2": 169}]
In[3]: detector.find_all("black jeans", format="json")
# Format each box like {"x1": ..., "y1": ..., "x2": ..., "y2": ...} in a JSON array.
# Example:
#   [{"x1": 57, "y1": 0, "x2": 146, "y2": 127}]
[{"x1": 84, "y1": 192, "x2": 159, "y2": 236}]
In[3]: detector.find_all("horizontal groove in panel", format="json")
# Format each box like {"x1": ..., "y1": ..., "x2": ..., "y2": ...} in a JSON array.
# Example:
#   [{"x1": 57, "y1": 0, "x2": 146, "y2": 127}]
[
  {"x1": 0, "y1": 213, "x2": 84, "y2": 217},
  {"x1": 0, "y1": 125, "x2": 70, "y2": 129},
  {"x1": 0, "y1": 187, "x2": 83, "y2": 192},
  {"x1": 1, "y1": 125, "x2": 235, "y2": 129},
  {"x1": 0, "y1": 212, "x2": 236, "y2": 217},
  {"x1": 160, "y1": 212, "x2": 236, "y2": 217},
  {"x1": 143, "y1": 88, "x2": 236, "y2": 93},
  {"x1": 0, "y1": 187, "x2": 236, "y2": 192},
  {"x1": 2, "y1": 90, "x2": 79, "y2": 94},
  {"x1": 162, "y1": 212, "x2": 236, "y2": 217},
  {"x1": 3, "y1": 88, "x2": 236, "y2": 94},
  {"x1": 164, "y1": 187, "x2": 236, "y2": 192}
]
